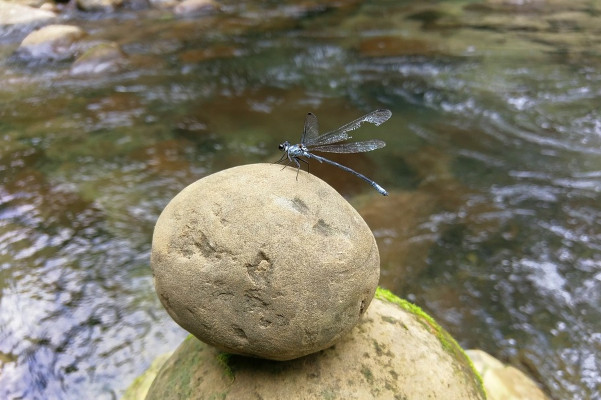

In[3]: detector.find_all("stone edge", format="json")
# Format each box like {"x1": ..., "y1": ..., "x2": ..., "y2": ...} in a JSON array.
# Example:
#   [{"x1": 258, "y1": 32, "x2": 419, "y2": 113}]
[{"x1": 374, "y1": 287, "x2": 487, "y2": 399}]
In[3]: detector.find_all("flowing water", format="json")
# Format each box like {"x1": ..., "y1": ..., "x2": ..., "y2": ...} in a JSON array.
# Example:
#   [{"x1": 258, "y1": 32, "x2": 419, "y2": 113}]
[{"x1": 1, "y1": 1, "x2": 600, "y2": 398}]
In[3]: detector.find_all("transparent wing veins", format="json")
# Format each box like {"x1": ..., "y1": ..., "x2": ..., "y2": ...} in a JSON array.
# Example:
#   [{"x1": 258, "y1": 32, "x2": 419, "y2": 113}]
[
  {"x1": 300, "y1": 112, "x2": 319, "y2": 144},
  {"x1": 305, "y1": 109, "x2": 392, "y2": 146},
  {"x1": 307, "y1": 140, "x2": 386, "y2": 154}
]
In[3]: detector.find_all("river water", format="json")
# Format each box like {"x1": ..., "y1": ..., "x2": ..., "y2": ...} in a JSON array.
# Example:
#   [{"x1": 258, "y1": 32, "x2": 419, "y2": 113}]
[{"x1": 1, "y1": 1, "x2": 600, "y2": 399}]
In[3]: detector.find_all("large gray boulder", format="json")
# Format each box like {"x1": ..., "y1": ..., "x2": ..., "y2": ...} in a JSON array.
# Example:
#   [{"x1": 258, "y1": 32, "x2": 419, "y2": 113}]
[
  {"x1": 142, "y1": 291, "x2": 486, "y2": 400},
  {"x1": 151, "y1": 163, "x2": 380, "y2": 361}
]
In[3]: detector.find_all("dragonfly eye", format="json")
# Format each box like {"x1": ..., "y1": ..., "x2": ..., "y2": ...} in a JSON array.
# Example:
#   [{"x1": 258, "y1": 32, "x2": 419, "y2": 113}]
[{"x1": 278, "y1": 142, "x2": 287, "y2": 150}]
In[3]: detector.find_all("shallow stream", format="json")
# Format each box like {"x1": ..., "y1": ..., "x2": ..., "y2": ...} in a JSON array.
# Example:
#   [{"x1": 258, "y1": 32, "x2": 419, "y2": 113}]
[{"x1": 1, "y1": 1, "x2": 600, "y2": 398}]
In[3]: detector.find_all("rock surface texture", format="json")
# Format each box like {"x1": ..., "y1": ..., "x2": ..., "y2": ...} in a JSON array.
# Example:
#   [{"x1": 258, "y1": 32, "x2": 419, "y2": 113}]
[
  {"x1": 143, "y1": 292, "x2": 486, "y2": 400},
  {"x1": 151, "y1": 163, "x2": 380, "y2": 361}
]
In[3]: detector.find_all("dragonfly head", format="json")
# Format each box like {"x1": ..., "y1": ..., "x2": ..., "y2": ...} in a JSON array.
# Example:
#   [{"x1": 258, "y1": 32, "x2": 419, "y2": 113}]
[{"x1": 278, "y1": 141, "x2": 290, "y2": 151}]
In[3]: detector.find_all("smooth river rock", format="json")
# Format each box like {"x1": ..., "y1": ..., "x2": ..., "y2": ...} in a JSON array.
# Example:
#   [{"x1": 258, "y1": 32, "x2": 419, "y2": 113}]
[
  {"x1": 140, "y1": 290, "x2": 486, "y2": 400},
  {"x1": 0, "y1": 1, "x2": 55, "y2": 28},
  {"x1": 70, "y1": 41, "x2": 127, "y2": 76},
  {"x1": 173, "y1": 0, "x2": 220, "y2": 16},
  {"x1": 76, "y1": 0, "x2": 122, "y2": 11},
  {"x1": 16, "y1": 24, "x2": 86, "y2": 61},
  {"x1": 151, "y1": 163, "x2": 380, "y2": 361}
]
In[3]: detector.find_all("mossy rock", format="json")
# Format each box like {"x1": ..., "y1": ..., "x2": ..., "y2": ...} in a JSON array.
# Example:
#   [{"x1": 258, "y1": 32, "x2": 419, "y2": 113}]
[
  {"x1": 122, "y1": 353, "x2": 172, "y2": 400},
  {"x1": 141, "y1": 288, "x2": 485, "y2": 400}
]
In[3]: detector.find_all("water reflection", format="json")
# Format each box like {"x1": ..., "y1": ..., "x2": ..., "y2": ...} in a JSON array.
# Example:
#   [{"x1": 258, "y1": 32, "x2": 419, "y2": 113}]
[{"x1": 0, "y1": 0, "x2": 600, "y2": 399}]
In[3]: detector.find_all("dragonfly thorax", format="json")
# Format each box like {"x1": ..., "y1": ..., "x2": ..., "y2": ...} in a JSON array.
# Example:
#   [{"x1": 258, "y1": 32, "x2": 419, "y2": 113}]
[{"x1": 279, "y1": 141, "x2": 307, "y2": 158}]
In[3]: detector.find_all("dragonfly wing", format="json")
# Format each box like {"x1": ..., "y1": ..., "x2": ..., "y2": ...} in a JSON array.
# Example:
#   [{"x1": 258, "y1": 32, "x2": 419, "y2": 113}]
[
  {"x1": 310, "y1": 109, "x2": 392, "y2": 146},
  {"x1": 300, "y1": 112, "x2": 319, "y2": 144},
  {"x1": 309, "y1": 140, "x2": 386, "y2": 154}
]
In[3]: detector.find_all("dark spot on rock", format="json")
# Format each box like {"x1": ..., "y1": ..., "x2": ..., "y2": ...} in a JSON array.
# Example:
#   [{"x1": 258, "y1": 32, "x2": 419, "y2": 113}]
[
  {"x1": 216, "y1": 291, "x2": 234, "y2": 301},
  {"x1": 232, "y1": 325, "x2": 248, "y2": 342},
  {"x1": 291, "y1": 196, "x2": 309, "y2": 214},
  {"x1": 193, "y1": 230, "x2": 216, "y2": 258},
  {"x1": 274, "y1": 314, "x2": 289, "y2": 326},
  {"x1": 380, "y1": 315, "x2": 397, "y2": 324},
  {"x1": 244, "y1": 289, "x2": 269, "y2": 310},
  {"x1": 373, "y1": 339, "x2": 384, "y2": 356},
  {"x1": 313, "y1": 218, "x2": 332, "y2": 235},
  {"x1": 360, "y1": 364, "x2": 374, "y2": 384}
]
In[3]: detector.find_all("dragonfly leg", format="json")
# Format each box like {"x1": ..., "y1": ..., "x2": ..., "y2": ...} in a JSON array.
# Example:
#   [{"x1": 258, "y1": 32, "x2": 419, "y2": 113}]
[
  {"x1": 277, "y1": 153, "x2": 295, "y2": 171},
  {"x1": 298, "y1": 157, "x2": 310, "y2": 177},
  {"x1": 292, "y1": 156, "x2": 302, "y2": 180},
  {"x1": 274, "y1": 152, "x2": 288, "y2": 165}
]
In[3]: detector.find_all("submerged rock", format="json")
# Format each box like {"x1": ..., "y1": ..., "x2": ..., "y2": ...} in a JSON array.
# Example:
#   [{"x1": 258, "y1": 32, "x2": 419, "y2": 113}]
[
  {"x1": 70, "y1": 41, "x2": 127, "y2": 75},
  {"x1": 16, "y1": 24, "x2": 86, "y2": 61},
  {"x1": 140, "y1": 290, "x2": 485, "y2": 400},
  {"x1": 173, "y1": 0, "x2": 220, "y2": 17},
  {"x1": 151, "y1": 163, "x2": 380, "y2": 361}
]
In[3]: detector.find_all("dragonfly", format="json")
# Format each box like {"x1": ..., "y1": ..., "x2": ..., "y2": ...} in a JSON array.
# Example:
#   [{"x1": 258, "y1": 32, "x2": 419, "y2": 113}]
[{"x1": 276, "y1": 109, "x2": 391, "y2": 196}]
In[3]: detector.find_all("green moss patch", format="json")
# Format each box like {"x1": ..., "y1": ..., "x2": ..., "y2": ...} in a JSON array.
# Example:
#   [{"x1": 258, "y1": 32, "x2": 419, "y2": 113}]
[{"x1": 215, "y1": 352, "x2": 235, "y2": 382}]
